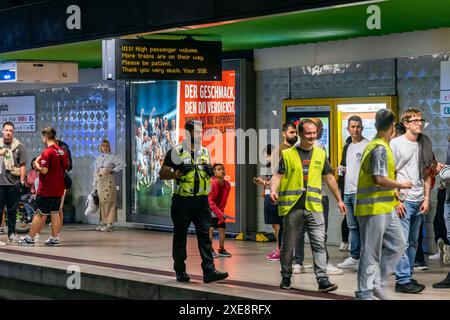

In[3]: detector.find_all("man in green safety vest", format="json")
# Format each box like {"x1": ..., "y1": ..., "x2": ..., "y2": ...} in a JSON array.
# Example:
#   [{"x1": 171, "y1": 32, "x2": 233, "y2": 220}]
[
  {"x1": 270, "y1": 119, "x2": 347, "y2": 292},
  {"x1": 355, "y1": 109, "x2": 411, "y2": 300},
  {"x1": 160, "y1": 119, "x2": 229, "y2": 284}
]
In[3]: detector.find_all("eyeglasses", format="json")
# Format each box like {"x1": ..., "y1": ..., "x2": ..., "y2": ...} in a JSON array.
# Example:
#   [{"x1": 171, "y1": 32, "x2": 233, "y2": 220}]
[{"x1": 406, "y1": 119, "x2": 426, "y2": 125}]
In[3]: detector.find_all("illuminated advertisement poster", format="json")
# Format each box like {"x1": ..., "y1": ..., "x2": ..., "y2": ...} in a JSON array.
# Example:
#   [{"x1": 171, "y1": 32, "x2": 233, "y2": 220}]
[
  {"x1": 133, "y1": 81, "x2": 178, "y2": 216},
  {"x1": 286, "y1": 105, "x2": 331, "y2": 157},
  {"x1": 179, "y1": 70, "x2": 236, "y2": 221},
  {"x1": 132, "y1": 70, "x2": 236, "y2": 222}
]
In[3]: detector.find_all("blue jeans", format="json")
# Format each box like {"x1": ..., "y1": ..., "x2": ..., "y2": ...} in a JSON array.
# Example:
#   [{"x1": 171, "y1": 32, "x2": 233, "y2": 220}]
[
  {"x1": 445, "y1": 201, "x2": 450, "y2": 244},
  {"x1": 344, "y1": 193, "x2": 360, "y2": 259},
  {"x1": 394, "y1": 200, "x2": 424, "y2": 285}
]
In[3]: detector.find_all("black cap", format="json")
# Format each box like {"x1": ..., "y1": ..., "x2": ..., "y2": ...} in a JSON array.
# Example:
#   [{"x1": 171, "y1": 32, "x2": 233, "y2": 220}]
[{"x1": 184, "y1": 119, "x2": 202, "y2": 131}]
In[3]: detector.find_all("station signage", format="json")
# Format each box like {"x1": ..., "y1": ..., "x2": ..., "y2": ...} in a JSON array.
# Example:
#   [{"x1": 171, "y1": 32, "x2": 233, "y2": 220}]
[
  {"x1": 103, "y1": 39, "x2": 222, "y2": 81},
  {"x1": 0, "y1": 96, "x2": 36, "y2": 132}
]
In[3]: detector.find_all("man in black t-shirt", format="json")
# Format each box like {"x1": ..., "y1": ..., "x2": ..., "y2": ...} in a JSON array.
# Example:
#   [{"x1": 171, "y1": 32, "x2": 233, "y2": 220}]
[
  {"x1": 160, "y1": 120, "x2": 228, "y2": 284},
  {"x1": 271, "y1": 119, "x2": 346, "y2": 292}
]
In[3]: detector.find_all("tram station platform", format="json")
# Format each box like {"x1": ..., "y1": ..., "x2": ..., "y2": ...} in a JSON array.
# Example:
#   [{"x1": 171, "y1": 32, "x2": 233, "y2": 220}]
[{"x1": 0, "y1": 224, "x2": 448, "y2": 300}]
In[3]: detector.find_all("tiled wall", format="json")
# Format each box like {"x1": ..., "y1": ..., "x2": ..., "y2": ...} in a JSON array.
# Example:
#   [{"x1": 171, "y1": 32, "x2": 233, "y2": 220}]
[{"x1": 3, "y1": 82, "x2": 126, "y2": 224}]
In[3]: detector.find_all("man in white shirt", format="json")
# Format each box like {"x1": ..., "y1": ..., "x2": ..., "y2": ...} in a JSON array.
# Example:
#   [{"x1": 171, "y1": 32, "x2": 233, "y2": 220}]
[
  {"x1": 391, "y1": 108, "x2": 431, "y2": 294},
  {"x1": 337, "y1": 116, "x2": 369, "y2": 270}
]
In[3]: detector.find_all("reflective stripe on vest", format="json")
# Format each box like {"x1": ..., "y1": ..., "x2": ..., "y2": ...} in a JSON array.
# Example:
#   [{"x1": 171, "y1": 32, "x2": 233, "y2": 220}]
[
  {"x1": 355, "y1": 137, "x2": 397, "y2": 216},
  {"x1": 173, "y1": 143, "x2": 211, "y2": 197},
  {"x1": 278, "y1": 146, "x2": 326, "y2": 216}
]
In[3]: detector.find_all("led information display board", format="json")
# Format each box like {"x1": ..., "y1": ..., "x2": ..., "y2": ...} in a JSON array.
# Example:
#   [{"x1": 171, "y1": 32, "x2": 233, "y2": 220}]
[{"x1": 103, "y1": 39, "x2": 222, "y2": 81}]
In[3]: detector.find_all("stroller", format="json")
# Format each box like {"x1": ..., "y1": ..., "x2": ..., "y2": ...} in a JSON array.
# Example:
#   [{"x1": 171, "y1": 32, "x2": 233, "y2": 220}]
[{"x1": 2, "y1": 191, "x2": 37, "y2": 234}]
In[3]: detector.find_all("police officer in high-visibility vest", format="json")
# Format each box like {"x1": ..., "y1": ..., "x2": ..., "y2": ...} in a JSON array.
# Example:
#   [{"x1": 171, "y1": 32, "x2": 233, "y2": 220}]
[
  {"x1": 355, "y1": 109, "x2": 411, "y2": 300},
  {"x1": 270, "y1": 119, "x2": 346, "y2": 292},
  {"x1": 159, "y1": 120, "x2": 229, "y2": 284}
]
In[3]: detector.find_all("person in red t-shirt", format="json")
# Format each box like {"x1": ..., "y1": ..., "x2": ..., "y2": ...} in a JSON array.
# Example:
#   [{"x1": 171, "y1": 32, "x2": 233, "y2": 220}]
[
  {"x1": 19, "y1": 127, "x2": 68, "y2": 247},
  {"x1": 208, "y1": 163, "x2": 232, "y2": 258}
]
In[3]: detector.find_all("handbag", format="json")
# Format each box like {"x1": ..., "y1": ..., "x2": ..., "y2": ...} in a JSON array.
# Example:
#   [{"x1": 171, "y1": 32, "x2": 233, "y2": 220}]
[
  {"x1": 52, "y1": 145, "x2": 72, "y2": 189},
  {"x1": 84, "y1": 194, "x2": 99, "y2": 216}
]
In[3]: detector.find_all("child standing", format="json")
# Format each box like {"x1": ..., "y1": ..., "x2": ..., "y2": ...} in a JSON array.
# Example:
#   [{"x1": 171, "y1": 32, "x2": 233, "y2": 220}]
[{"x1": 208, "y1": 163, "x2": 231, "y2": 258}]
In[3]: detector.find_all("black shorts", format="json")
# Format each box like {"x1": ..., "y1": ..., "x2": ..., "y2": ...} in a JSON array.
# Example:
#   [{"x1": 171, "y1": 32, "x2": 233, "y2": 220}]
[
  {"x1": 210, "y1": 217, "x2": 226, "y2": 229},
  {"x1": 264, "y1": 194, "x2": 282, "y2": 225},
  {"x1": 35, "y1": 196, "x2": 62, "y2": 215}
]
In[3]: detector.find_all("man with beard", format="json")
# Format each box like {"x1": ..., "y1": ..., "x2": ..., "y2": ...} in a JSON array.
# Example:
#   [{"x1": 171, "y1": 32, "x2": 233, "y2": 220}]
[
  {"x1": 258, "y1": 122, "x2": 298, "y2": 261},
  {"x1": 159, "y1": 119, "x2": 228, "y2": 284},
  {"x1": 0, "y1": 121, "x2": 28, "y2": 243}
]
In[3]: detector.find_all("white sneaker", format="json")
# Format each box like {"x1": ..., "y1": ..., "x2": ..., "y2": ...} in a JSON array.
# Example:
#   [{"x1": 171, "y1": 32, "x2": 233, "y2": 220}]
[
  {"x1": 337, "y1": 257, "x2": 359, "y2": 270},
  {"x1": 0, "y1": 241, "x2": 6, "y2": 246},
  {"x1": 429, "y1": 252, "x2": 441, "y2": 260},
  {"x1": 435, "y1": 238, "x2": 445, "y2": 261},
  {"x1": 44, "y1": 237, "x2": 60, "y2": 247},
  {"x1": 326, "y1": 263, "x2": 344, "y2": 275},
  {"x1": 443, "y1": 244, "x2": 450, "y2": 265},
  {"x1": 95, "y1": 225, "x2": 104, "y2": 231},
  {"x1": 339, "y1": 242, "x2": 349, "y2": 251},
  {"x1": 100, "y1": 224, "x2": 113, "y2": 232},
  {"x1": 373, "y1": 288, "x2": 391, "y2": 300},
  {"x1": 8, "y1": 234, "x2": 19, "y2": 243},
  {"x1": 293, "y1": 264, "x2": 306, "y2": 274}
]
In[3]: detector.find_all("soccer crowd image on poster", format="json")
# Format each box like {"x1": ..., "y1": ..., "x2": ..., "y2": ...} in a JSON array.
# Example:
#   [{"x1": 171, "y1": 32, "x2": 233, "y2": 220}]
[{"x1": 133, "y1": 70, "x2": 236, "y2": 222}]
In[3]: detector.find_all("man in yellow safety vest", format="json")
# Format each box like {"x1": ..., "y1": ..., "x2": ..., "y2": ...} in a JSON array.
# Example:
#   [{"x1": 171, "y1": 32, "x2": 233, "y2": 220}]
[
  {"x1": 270, "y1": 119, "x2": 346, "y2": 292},
  {"x1": 355, "y1": 109, "x2": 411, "y2": 300},
  {"x1": 160, "y1": 119, "x2": 229, "y2": 284}
]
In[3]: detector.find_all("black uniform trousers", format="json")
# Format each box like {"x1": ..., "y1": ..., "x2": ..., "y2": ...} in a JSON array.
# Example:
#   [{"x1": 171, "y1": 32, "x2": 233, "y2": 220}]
[{"x1": 171, "y1": 194, "x2": 215, "y2": 275}]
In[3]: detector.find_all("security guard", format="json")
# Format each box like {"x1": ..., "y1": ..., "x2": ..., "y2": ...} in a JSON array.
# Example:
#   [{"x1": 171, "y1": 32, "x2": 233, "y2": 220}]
[
  {"x1": 355, "y1": 109, "x2": 410, "y2": 300},
  {"x1": 160, "y1": 119, "x2": 229, "y2": 283},
  {"x1": 270, "y1": 119, "x2": 346, "y2": 292}
]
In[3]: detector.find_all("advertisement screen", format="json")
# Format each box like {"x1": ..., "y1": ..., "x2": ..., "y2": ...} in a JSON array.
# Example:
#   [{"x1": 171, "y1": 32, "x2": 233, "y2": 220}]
[
  {"x1": 286, "y1": 106, "x2": 331, "y2": 157},
  {"x1": 132, "y1": 70, "x2": 236, "y2": 222}
]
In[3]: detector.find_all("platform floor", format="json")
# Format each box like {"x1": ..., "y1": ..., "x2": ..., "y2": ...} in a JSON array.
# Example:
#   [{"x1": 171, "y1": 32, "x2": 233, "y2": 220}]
[{"x1": 0, "y1": 224, "x2": 449, "y2": 300}]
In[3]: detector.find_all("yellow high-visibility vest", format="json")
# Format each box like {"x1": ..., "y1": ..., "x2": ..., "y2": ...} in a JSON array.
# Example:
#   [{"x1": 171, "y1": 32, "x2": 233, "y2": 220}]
[
  {"x1": 278, "y1": 146, "x2": 326, "y2": 216},
  {"x1": 355, "y1": 137, "x2": 398, "y2": 216},
  {"x1": 173, "y1": 143, "x2": 211, "y2": 197}
]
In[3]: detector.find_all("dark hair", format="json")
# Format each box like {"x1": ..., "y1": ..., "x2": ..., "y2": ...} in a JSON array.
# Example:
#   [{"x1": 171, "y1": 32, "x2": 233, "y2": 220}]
[
  {"x1": 395, "y1": 122, "x2": 406, "y2": 135},
  {"x1": 264, "y1": 144, "x2": 274, "y2": 156},
  {"x1": 347, "y1": 115, "x2": 363, "y2": 126},
  {"x1": 297, "y1": 119, "x2": 317, "y2": 134},
  {"x1": 213, "y1": 163, "x2": 224, "y2": 169},
  {"x1": 2, "y1": 121, "x2": 14, "y2": 129},
  {"x1": 31, "y1": 157, "x2": 37, "y2": 170},
  {"x1": 184, "y1": 119, "x2": 202, "y2": 131},
  {"x1": 375, "y1": 109, "x2": 395, "y2": 131},
  {"x1": 282, "y1": 122, "x2": 296, "y2": 132},
  {"x1": 41, "y1": 127, "x2": 57, "y2": 140}
]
